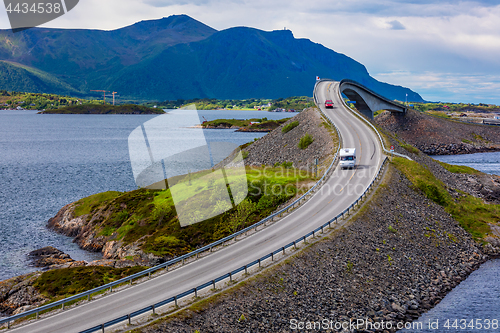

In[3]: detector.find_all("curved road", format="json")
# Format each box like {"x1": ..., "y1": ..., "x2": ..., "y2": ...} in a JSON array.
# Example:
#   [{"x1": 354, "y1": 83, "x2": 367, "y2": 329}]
[{"x1": 11, "y1": 80, "x2": 383, "y2": 333}]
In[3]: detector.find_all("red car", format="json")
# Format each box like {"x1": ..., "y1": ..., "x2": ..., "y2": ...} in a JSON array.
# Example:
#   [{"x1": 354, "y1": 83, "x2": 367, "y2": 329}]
[{"x1": 325, "y1": 100, "x2": 334, "y2": 108}]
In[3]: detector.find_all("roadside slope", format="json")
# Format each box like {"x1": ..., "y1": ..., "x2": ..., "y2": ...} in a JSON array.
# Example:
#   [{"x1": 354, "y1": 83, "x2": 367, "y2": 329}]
[
  {"x1": 243, "y1": 107, "x2": 337, "y2": 170},
  {"x1": 375, "y1": 109, "x2": 500, "y2": 155}
]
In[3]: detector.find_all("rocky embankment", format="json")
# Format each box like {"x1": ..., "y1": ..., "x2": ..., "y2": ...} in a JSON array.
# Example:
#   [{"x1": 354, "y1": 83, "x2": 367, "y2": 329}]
[
  {"x1": 375, "y1": 109, "x2": 500, "y2": 155},
  {"x1": 244, "y1": 107, "x2": 336, "y2": 170},
  {"x1": 47, "y1": 204, "x2": 161, "y2": 268},
  {"x1": 140, "y1": 141, "x2": 499, "y2": 333}
]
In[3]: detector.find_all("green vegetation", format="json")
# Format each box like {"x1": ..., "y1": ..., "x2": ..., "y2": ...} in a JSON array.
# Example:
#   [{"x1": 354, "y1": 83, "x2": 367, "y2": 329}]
[
  {"x1": 282, "y1": 121, "x2": 299, "y2": 133},
  {"x1": 271, "y1": 96, "x2": 314, "y2": 111},
  {"x1": 346, "y1": 261, "x2": 354, "y2": 272},
  {"x1": 0, "y1": 61, "x2": 84, "y2": 97},
  {"x1": 34, "y1": 266, "x2": 145, "y2": 299},
  {"x1": 202, "y1": 117, "x2": 289, "y2": 130},
  {"x1": 298, "y1": 133, "x2": 314, "y2": 149},
  {"x1": 148, "y1": 98, "x2": 272, "y2": 110},
  {"x1": 74, "y1": 191, "x2": 122, "y2": 217},
  {"x1": 437, "y1": 161, "x2": 481, "y2": 175},
  {"x1": 393, "y1": 157, "x2": 500, "y2": 241},
  {"x1": 0, "y1": 90, "x2": 101, "y2": 110},
  {"x1": 401, "y1": 143, "x2": 420, "y2": 155},
  {"x1": 411, "y1": 101, "x2": 500, "y2": 120},
  {"x1": 145, "y1": 96, "x2": 314, "y2": 111},
  {"x1": 39, "y1": 104, "x2": 164, "y2": 114},
  {"x1": 388, "y1": 225, "x2": 397, "y2": 233},
  {"x1": 72, "y1": 166, "x2": 314, "y2": 258}
]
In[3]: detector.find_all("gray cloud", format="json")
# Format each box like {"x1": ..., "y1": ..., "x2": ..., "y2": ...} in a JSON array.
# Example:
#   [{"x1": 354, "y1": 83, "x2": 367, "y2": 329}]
[{"x1": 388, "y1": 20, "x2": 405, "y2": 30}]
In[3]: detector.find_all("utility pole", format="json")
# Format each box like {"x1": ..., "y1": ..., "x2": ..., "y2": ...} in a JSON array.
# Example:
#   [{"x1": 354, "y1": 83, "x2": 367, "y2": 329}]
[{"x1": 90, "y1": 90, "x2": 109, "y2": 104}]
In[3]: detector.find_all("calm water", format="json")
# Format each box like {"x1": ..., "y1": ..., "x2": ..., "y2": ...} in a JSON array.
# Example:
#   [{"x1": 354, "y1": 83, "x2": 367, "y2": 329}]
[
  {"x1": 0, "y1": 109, "x2": 294, "y2": 281},
  {"x1": 398, "y1": 153, "x2": 500, "y2": 332}
]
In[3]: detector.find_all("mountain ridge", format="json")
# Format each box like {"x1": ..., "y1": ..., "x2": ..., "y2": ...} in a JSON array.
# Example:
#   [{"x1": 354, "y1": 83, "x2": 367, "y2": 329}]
[{"x1": 0, "y1": 15, "x2": 424, "y2": 102}]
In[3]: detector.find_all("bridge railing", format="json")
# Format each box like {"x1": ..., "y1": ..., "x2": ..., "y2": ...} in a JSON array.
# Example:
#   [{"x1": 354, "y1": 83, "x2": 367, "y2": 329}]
[{"x1": 1, "y1": 104, "x2": 341, "y2": 330}]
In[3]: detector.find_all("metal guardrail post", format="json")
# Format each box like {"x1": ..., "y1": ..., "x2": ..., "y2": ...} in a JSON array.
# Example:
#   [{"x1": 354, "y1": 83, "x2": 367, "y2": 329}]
[
  {"x1": 101, "y1": 323, "x2": 104, "y2": 333},
  {"x1": 212, "y1": 280, "x2": 215, "y2": 289},
  {"x1": 174, "y1": 296, "x2": 178, "y2": 307},
  {"x1": 152, "y1": 304, "x2": 155, "y2": 315},
  {"x1": 195, "y1": 287, "x2": 198, "y2": 298},
  {"x1": 128, "y1": 314, "x2": 131, "y2": 325},
  {"x1": 258, "y1": 259, "x2": 261, "y2": 268},
  {"x1": 229, "y1": 272, "x2": 232, "y2": 282}
]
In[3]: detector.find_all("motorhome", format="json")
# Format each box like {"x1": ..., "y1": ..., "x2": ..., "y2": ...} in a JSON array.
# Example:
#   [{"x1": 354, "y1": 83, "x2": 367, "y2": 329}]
[{"x1": 339, "y1": 148, "x2": 356, "y2": 169}]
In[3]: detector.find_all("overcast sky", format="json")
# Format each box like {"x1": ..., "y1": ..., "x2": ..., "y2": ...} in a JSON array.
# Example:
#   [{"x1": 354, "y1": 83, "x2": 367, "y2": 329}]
[{"x1": 2, "y1": 0, "x2": 499, "y2": 104}]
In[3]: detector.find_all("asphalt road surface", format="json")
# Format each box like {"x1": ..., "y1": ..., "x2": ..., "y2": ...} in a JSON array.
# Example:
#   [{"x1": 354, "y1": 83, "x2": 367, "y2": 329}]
[{"x1": 12, "y1": 80, "x2": 383, "y2": 333}]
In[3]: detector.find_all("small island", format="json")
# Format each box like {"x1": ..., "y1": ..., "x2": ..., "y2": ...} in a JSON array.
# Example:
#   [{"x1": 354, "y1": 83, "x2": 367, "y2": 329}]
[
  {"x1": 38, "y1": 104, "x2": 165, "y2": 115},
  {"x1": 201, "y1": 117, "x2": 290, "y2": 132}
]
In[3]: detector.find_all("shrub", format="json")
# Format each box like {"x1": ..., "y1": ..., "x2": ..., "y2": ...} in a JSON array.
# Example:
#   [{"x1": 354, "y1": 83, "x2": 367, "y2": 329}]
[
  {"x1": 282, "y1": 121, "x2": 299, "y2": 133},
  {"x1": 298, "y1": 133, "x2": 314, "y2": 149}
]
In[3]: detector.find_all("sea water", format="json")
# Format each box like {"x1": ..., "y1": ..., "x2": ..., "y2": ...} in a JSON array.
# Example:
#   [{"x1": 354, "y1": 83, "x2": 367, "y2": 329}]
[{"x1": 0, "y1": 109, "x2": 293, "y2": 281}]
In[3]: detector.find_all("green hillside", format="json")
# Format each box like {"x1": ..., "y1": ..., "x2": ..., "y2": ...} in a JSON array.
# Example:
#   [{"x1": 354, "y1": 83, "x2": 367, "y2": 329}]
[{"x1": 0, "y1": 61, "x2": 83, "y2": 96}]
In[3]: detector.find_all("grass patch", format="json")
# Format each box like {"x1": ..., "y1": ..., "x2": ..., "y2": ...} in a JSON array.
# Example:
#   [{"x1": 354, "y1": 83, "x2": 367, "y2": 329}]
[
  {"x1": 282, "y1": 121, "x2": 299, "y2": 133},
  {"x1": 34, "y1": 266, "x2": 145, "y2": 299},
  {"x1": 462, "y1": 139, "x2": 472, "y2": 144},
  {"x1": 73, "y1": 191, "x2": 122, "y2": 217},
  {"x1": 401, "y1": 143, "x2": 419, "y2": 155},
  {"x1": 393, "y1": 157, "x2": 499, "y2": 241},
  {"x1": 298, "y1": 133, "x2": 314, "y2": 149},
  {"x1": 437, "y1": 161, "x2": 481, "y2": 175}
]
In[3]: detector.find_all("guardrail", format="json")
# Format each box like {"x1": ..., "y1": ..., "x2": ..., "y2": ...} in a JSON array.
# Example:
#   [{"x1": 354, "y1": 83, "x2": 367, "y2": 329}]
[
  {"x1": 77, "y1": 90, "x2": 389, "y2": 333},
  {"x1": 1, "y1": 106, "x2": 342, "y2": 330}
]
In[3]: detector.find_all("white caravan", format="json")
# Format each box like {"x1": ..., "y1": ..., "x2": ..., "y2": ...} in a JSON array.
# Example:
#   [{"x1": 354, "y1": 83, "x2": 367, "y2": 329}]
[{"x1": 339, "y1": 148, "x2": 356, "y2": 169}]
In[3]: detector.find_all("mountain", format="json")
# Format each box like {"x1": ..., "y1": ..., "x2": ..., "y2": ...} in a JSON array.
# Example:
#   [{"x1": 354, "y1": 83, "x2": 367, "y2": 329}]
[{"x1": 0, "y1": 15, "x2": 424, "y2": 102}]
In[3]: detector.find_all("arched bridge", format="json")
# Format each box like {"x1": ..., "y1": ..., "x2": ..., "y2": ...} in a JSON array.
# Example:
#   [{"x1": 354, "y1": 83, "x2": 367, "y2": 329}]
[{"x1": 339, "y1": 79, "x2": 407, "y2": 119}]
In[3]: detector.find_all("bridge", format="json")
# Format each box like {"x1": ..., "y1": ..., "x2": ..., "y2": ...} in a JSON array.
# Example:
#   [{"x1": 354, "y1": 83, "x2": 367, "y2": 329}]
[{"x1": 338, "y1": 79, "x2": 407, "y2": 119}]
